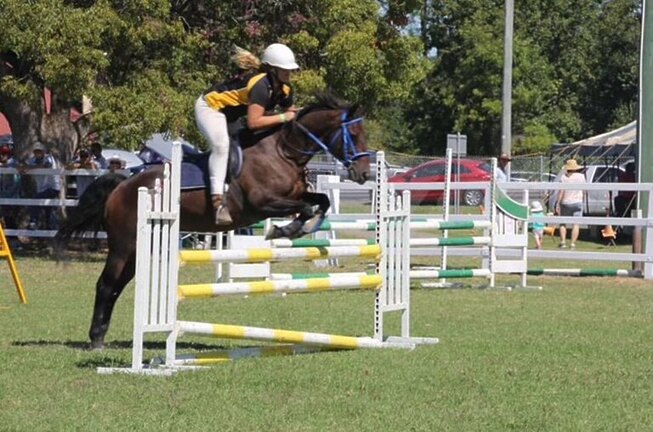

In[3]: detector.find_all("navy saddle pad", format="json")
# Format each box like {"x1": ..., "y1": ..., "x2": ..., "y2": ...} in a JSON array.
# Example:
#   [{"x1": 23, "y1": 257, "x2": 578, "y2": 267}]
[{"x1": 179, "y1": 144, "x2": 242, "y2": 190}]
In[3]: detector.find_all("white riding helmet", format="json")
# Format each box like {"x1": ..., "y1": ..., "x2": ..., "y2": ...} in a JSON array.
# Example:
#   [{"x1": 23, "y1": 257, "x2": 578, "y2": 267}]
[{"x1": 261, "y1": 43, "x2": 299, "y2": 70}]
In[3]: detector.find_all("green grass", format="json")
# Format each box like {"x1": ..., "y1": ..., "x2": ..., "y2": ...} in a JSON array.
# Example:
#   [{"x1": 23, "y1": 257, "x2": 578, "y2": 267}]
[{"x1": 1, "y1": 251, "x2": 652, "y2": 431}]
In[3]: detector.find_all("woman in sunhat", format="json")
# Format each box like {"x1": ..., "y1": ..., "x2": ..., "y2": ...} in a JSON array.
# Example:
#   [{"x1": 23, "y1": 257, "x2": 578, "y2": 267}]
[{"x1": 555, "y1": 159, "x2": 586, "y2": 249}]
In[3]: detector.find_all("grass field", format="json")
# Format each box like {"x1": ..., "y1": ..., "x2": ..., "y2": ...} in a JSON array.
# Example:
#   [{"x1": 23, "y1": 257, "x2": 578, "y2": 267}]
[{"x1": 1, "y1": 233, "x2": 652, "y2": 432}]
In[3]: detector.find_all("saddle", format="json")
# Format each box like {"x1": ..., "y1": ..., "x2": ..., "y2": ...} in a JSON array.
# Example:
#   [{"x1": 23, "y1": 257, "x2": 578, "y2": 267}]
[{"x1": 179, "y1": 124, "x2": 280, "y2": 191}]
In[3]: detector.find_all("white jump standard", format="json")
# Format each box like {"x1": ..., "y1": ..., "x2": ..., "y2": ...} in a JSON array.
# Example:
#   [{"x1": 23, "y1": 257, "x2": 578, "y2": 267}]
[{"x1": 98, "y1": 148, "x2": 438, "y2": 375}]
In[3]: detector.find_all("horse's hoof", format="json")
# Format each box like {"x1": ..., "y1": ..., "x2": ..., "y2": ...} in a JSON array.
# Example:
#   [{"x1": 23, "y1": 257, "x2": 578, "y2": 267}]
[
  {"x1": 287, "y1": 229, "x2": 305, "y2": 240},
  {"x1": 89, "y1": 341, "x2": 104, "y2": 351},
  {"x1": 264, "y1": 225, "x2": 284, "y2": 240},
  {"x1": 302, "y1": 214, "x2": 326, "y2": 235}
]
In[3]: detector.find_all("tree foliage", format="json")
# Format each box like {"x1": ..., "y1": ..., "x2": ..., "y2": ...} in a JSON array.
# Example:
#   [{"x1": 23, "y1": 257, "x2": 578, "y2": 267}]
[
  {"x1": 0, "y1": 0, "x2": 643, "y2": 160},
  {"x1": 405, "y1": 0, "x2": 641, "y2": 156}
]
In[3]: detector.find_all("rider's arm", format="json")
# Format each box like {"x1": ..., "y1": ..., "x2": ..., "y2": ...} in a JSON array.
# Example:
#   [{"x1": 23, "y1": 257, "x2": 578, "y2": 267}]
[
  {"x1": 246, "y1": 78, "x2": 296, "y2": 130},
  {"x1": 246, "y1": 103, "x2": 292, "y2": 130}
]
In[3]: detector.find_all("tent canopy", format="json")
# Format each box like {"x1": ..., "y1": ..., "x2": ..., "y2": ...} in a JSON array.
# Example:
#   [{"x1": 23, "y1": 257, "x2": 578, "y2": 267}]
[{"x1": 550, "y1": 121, "x2": 636, "y2": 158}]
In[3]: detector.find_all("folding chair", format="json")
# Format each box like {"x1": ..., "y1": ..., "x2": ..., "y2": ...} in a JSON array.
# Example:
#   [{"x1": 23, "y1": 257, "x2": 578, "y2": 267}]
[
  {"x1": 601, "y1": 225, "x2": 617, "y2": 247},
  {"x1": 543, "y1": 225, "x2": 557, "y2": 246}
]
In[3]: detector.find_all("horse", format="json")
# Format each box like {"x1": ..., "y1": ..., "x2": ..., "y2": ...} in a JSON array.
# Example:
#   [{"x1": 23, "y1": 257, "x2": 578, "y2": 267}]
[{"x1": 55, "y1": 93, "x2": 371, "y2": 349}]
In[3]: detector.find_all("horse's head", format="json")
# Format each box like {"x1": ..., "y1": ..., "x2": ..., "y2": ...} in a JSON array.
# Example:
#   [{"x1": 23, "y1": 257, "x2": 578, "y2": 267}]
[{"x1": 292, "y1": 94, "x2": 371, "y2": 185}]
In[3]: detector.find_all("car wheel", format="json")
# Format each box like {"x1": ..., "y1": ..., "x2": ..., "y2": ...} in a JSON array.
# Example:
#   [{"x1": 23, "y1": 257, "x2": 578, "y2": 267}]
[{"x1": 463, "y1": 190, "x2": 483, "y2": 206}]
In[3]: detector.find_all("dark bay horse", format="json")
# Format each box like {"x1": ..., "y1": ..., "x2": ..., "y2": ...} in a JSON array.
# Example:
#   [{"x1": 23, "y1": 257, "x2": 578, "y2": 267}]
[{"x1": 56, "y1": 94, "x2": 371, "y2": 349}]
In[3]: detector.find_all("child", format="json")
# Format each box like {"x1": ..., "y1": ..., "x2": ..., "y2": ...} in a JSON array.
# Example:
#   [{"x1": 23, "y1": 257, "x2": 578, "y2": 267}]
[{"x1": 530, "y1": 201, "x2": 545, "y2": 249}]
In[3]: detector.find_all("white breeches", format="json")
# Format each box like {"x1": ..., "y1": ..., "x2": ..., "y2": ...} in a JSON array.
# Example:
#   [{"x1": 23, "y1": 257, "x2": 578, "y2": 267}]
[{"x1": 195, "y1": 96, "x2": 229, "y2": 195}]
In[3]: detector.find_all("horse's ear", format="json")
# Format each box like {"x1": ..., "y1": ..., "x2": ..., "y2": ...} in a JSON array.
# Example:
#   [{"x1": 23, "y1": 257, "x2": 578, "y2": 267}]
[{"x1": 348, "y1": 103, "x2": 365, "y2": 119}]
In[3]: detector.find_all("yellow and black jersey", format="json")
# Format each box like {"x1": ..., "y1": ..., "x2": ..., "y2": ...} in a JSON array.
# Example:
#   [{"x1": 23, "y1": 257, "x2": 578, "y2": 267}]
[{"x1": 203, "y1": 72, "x2": 293, "y2": 123}]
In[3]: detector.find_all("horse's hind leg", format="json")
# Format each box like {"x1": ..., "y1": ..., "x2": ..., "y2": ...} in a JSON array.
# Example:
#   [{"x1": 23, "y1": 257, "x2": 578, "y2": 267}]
[{"x1": 89, "y1": 251, "x2": 136, "y2": 349}]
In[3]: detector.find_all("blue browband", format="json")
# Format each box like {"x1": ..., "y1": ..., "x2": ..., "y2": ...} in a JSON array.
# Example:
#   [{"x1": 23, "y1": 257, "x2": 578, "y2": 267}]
[{"x1": 294, "y1": 111, "x2": 371, "y2": 167}]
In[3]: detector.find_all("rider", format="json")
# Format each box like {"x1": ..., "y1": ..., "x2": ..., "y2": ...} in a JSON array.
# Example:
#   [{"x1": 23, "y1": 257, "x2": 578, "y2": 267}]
[{"x1": 195, "y1": 43, "x2": 299, "y2": 225}]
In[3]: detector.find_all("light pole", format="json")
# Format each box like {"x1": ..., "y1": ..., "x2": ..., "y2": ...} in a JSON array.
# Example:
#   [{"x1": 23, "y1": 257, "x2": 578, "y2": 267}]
[
  {"x1": 501, "y1": 0, "x2": 514, "y2": 179},
  {"x1": 639, "y1": 0, "x2": 652, "y2": 194},
  {"x1": 638, "y1": 0, "x2": 653, "y2": 278}
]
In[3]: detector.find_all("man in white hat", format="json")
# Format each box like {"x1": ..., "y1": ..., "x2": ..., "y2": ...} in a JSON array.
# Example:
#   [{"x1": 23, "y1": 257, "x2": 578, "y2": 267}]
[
  {"x1": 555, "y1": 159, "x2": 586, "y2": 249},
  {"x1": 495, "y1": 153, "x2": 511, "y2": 182},
  {"x1": 25, "y1": 142, "x2": 62, "y2": 229}
]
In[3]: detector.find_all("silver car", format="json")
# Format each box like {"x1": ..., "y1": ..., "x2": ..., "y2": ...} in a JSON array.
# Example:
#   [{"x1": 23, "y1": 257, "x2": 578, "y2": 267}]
[{"x1": 548, "y1": 164, "x2": 626, "y2": 216}]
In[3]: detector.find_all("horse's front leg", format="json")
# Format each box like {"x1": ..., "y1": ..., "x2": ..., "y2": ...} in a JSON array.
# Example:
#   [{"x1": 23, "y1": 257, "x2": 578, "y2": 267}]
[
  {"x1": 300, "y1": 192, "x2": 330, "y2": 235},
  {"x1": 255, "y1": 197, "x2": 316, "y2": 240},
  {"x1": 256, "y1": 193, "x2": 330, "y2": 240}
]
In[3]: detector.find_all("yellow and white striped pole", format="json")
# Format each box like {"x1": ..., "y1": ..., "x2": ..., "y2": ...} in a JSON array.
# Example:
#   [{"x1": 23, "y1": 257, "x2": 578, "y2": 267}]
[
  {"x1": 177, "y1": 321, "x2": 415, "y2": 349},
  {"x1": 180, "y1": 245, "x2": 381, "y2": 264},
  {"x1": 178, "y1": 275, "x2": 382, "y2": 298}
]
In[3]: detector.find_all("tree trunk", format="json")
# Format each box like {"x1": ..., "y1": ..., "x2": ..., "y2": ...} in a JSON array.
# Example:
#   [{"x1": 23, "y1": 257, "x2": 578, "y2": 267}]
[
  {"x1": 0, "y1": 90, "x2": 84, "y2": 163},
  {"x1": 1, "y1": 94, "x2": 42, "y2": 160}
]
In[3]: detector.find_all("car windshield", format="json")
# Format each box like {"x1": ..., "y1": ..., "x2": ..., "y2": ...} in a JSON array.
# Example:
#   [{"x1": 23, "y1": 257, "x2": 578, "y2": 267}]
[{"x1": 477, "y1": 162, "x2": 492, "y2": 173}]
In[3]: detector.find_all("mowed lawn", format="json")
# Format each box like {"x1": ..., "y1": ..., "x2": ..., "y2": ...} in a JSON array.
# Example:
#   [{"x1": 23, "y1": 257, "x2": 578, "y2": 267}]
[{"x1": 1, "y1": 252, "x2": 652, "y2": 431}]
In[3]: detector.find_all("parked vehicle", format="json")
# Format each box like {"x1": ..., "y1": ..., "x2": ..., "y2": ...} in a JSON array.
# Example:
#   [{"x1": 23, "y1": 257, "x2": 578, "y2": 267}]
[
  {"x1": 388, "y1": 158, "x2": 491, "y2": 206},
  {"x1": 101, "y1": 148, "x2": 144, "y2": 171},
  {"x1": 548, "y1": 164, "x2": 626, "y2": 216},
  {"x1": 307, "y1": 156, "x2": 408, "y2": 183},
  {"x1": 138, "y1": 134, "x2": 199, "y2": 164},
  {"x1": 511, "y1": 170, "x2": 556, "y2": 183}
]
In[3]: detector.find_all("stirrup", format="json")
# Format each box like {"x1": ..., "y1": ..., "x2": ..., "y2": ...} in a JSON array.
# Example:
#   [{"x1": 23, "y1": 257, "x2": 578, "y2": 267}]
[{"x1": 215, "y1": 205, "x2": 232, "y2": 226}]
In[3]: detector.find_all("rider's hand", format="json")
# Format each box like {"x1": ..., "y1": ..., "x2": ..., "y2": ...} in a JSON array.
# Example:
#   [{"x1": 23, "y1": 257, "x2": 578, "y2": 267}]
[{"x1": 283, "y1": 110, "x2": 297, "y2": 122}]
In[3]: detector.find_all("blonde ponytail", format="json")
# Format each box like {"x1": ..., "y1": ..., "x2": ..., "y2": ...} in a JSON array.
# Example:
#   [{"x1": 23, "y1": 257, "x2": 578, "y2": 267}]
[{"x1": 231, "y1": 46, "x2": 261, "y2": 72}]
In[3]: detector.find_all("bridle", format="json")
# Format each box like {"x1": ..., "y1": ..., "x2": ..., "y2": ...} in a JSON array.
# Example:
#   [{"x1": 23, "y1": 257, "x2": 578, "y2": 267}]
[{"x1": 292, "y1": 111, "x2": 370, "y2": 167}]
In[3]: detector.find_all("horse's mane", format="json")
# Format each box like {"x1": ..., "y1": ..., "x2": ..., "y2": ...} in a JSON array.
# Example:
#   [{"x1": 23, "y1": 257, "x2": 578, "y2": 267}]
[{"x1": 296, "y1": 92, "x2": 351, "y2": 120}]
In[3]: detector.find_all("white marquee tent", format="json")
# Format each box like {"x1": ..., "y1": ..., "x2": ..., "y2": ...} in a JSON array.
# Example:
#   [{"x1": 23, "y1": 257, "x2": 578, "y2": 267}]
[{"x1": 550, "y1": 121, "x2": 636, "y2": 158}]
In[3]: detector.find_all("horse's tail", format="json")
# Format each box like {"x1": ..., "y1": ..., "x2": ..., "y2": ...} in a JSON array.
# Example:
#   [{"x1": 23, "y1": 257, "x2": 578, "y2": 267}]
[{"x1": 54, "y1": 173, "x2": 127, "y2": 255}]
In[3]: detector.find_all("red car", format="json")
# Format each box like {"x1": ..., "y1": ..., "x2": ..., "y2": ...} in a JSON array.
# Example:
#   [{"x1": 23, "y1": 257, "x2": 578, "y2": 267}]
[{"x1": 388, "y1": 158, "x2": 492, "y2": 205}]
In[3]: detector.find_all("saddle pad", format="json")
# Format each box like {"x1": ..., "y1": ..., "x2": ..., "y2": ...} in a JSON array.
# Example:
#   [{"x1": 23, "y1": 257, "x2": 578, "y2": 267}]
[
  {"x1": 179, "y1": 146, "x2": 242, "y2": 190},
  {"x1": 180, "y1": 159, "x2": 208, "y2": 190},
  {"x1": 181, "y1": 158, "x2": 208, "y2": 190}
]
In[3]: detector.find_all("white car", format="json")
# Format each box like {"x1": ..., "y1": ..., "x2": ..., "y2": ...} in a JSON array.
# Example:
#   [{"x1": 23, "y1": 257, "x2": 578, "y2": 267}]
[{"x1": 548, "y1": 164, "x2": 626, "y2": 216}]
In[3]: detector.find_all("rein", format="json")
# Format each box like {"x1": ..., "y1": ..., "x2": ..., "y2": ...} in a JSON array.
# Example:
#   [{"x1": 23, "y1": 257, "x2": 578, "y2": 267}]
[{"x1": 292, "y1": 111, "x2": 370, "y2": 167}]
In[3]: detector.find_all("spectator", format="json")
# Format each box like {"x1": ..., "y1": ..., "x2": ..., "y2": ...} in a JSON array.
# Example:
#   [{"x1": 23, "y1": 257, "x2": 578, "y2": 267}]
[
  {"x1": 555, "y1": 159, "x2": 586, "y2": 250},
  {"x1": 66, "y1": 147, "x2": 98, "y2": 196},
  {"x1": 495, "y1": 153, "x2": 511, "y2": 182},
  {"x1": 529, "y1": 200, "x2": 545, "y2": 249},
  {"x1": 90, "y1": 142, "x2": 107, "y2": 169},
  {"x1": 24, "y1": 143, "x2": 61, "y2": 229},
  {"x1": 0, "y1": 145, "x2": 19, "y2": 197},
  {"x1": 614, "y1": 162, "x2": 636, "y2": 217},
  {"x1": 0, "y1": 145, "x2": 20, "y2": 227},
  {"x1": 108, "y1": 157, "x2": 124, "y2": 173}
]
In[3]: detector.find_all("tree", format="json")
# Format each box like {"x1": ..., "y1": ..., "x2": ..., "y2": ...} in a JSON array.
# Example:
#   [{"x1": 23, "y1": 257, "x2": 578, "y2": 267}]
[
  {"x1": 583, "y1": 0, "x2": 640, "y2": 132},
  {"x1": 0, "y1": 0, "x2": 109, "y2": 160},
  {"x1": 400, "y1": 0, "x2": 641, "y2": 156},
  {"x1": 1, "y1": 0, "x2": 433, "y2": 159}
]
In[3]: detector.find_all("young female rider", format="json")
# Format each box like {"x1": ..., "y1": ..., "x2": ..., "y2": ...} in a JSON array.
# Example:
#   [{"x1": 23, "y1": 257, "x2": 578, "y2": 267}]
[{"x1": 194, "y1": 43, "x2": 299, "y2": 225}]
